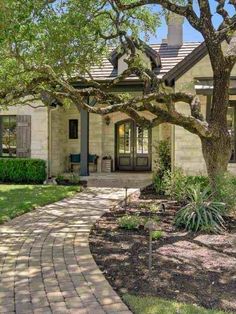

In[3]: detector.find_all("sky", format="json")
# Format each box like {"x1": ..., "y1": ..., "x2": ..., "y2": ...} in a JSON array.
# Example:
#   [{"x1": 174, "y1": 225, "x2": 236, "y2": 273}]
[{"x1": 148, "y1": 0, "x2": 235, "y2": 44}]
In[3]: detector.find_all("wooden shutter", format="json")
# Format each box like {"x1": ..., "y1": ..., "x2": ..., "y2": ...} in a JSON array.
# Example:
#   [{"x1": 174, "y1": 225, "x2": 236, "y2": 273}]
[{"x1": 16, "y1": 115, "x2": 31, "y2": 158}]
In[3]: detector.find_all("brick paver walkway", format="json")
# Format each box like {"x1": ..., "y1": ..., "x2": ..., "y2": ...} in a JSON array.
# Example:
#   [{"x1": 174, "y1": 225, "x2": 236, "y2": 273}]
[{"x1": 0, "y1": 188, "x2": 135, "y2": 314}]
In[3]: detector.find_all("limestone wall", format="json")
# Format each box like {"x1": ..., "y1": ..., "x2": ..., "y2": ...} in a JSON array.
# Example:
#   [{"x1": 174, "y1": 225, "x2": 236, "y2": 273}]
[
  {"x1": 50, "y1": 105, "x2": 104, "y2": 175},
  {"x1": 50, "y1": 107, "x2": 67, "y2": 175}
]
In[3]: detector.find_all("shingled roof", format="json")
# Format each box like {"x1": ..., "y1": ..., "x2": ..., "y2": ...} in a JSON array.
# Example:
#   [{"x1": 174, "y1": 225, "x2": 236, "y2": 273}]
[
  {"x1": 109, "y1": 40, "x2": 162, "y2": 69},
  {"x1": 89, "y1": 42, "x2": 201, "y2": 81}
]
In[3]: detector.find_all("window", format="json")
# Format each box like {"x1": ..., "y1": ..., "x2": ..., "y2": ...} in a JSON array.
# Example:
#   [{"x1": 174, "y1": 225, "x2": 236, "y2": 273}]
[
  {"x1": 69, "y1": 119, "x2": 78, "y2": 139},
  {"x1": 137, "y1": 127, "x2": 149, "y2": 154},
  {"x1": 0, "y1": 116, "x2": 17, "y2": 157},
  {"x1": 227, "y1": 105, "x2": 236, "y2": 162},
  {"x1": 118, "y1": 122, "x2": 131, "y2": 154}
]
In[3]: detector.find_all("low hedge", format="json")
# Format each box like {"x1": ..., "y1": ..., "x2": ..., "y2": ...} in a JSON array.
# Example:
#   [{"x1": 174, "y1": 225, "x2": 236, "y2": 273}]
[{"x1": 0, "y1": 158, "x2": 46, "y2": 183}]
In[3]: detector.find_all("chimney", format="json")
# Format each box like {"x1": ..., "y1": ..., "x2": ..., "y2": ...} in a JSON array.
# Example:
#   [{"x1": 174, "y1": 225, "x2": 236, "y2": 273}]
[{"x1": 166, "y1": 13, "x2": 184, "y2": 47}]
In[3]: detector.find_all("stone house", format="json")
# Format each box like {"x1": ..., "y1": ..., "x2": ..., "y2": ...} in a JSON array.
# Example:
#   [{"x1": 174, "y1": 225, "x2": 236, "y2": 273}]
[{"x1": 1, "y1": 16, "x2": 236, "y2": 178}]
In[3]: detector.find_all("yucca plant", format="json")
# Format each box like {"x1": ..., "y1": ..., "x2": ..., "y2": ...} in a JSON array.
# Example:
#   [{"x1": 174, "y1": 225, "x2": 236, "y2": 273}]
[{"x1": 174, "y1": 185, "x2": 226, "y2": 233}]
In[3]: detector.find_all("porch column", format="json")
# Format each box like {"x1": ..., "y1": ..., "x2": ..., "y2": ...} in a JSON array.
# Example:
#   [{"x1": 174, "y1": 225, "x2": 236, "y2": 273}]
[{"x1": 80, "y1": 108, "x2": 89, "y2": 176}]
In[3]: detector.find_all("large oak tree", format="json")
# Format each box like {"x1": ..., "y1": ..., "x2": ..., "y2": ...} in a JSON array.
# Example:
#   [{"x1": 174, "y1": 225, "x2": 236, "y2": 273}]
[{"x1": 1, "y1": 0, "x2": 236, "y2": 186}]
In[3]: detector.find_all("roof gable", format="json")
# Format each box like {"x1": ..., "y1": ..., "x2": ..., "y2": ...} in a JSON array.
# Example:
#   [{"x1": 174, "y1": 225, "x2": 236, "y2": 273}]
[
  {"x1": 109, "y1": 40, "x2": 162, "y2": 69},
  {"x1": 89, "y1": 42, "x2": 202, "y2": 81},
  {"x1": 163, "y1": 42, "x2": 207, "y2": 85}
]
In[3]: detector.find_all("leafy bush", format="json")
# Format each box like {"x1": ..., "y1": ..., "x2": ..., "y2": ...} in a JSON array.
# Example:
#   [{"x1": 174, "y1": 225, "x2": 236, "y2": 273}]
[
  {"x1": 144, "y1": 203, "x2": 159, "y2": 213},
  {"x1": 117, "y1": 214, "x2": 143, "y2": 230},
  {"x1": 151, "y1": 230, "x2": 163, "y2": 240},
  {"x1": 186, "y1": 175, "x2": 209, "y2": 189},
  {"x1": 162, "y1": 169, "x2": 209, "y2": 202},
  {"x1": 0, "y1": 158, "x2": 46, "y2": 183},
  {"x1": 153, "y1": 140, "x2": 171, "y2": 194},
  {"x1": 213, "y1": 173, "x2": 236, "y2": 212},
  {"x1": 162, "y1": 169, "x2": 187, "y2": 202},
  {"x1": 175, "y1": 186, "x2": 226, "y2": 233}
]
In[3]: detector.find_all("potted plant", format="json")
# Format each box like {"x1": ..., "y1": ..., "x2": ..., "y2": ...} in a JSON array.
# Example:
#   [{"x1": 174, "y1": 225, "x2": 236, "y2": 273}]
[{"x1": 102, "y1": 155, "x2": 113, "y2": 173}]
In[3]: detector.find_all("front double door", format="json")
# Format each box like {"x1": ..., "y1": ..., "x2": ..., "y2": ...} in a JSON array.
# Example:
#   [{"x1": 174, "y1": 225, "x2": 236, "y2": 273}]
[{"x1": 116, "y1": 120, "x2": 151, "y2": 171}]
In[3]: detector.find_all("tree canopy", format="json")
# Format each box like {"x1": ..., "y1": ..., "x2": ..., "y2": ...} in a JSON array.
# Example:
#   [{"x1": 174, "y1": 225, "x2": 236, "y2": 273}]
[{"x1": 0, "y1": 0, "x2": 159, "y2": 107}]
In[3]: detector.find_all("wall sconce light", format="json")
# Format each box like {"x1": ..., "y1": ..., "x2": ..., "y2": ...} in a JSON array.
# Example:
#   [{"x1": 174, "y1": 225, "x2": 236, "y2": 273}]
[{"x1": 104, "y1": 115, "x2": 111, "y2": 126}]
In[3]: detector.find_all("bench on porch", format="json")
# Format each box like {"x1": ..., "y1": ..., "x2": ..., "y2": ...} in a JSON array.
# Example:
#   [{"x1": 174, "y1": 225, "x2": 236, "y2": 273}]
[{"x1": 69, "y1": 154, "x2": 99, "y2": 173}]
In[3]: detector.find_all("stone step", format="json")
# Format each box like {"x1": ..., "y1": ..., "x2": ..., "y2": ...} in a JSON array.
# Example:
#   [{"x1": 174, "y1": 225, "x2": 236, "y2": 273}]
[{"x1": 86, "y1": 178, "x2": 152, "y2": 188}]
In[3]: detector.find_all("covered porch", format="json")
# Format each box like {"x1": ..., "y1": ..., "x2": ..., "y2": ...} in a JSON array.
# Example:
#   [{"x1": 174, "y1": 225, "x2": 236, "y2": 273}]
[{"x1": 50, "y1": 103, "x2": 171, "y2": 177}]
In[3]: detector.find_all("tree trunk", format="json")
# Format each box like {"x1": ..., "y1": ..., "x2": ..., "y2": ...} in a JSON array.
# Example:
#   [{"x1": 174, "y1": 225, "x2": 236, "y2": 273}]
[
  {"x1": 201, "y1": 134, "x2": 231, "y2": 189},
  {"x1": 201, "y1": 65, "x2": 232, "y2": 189}
]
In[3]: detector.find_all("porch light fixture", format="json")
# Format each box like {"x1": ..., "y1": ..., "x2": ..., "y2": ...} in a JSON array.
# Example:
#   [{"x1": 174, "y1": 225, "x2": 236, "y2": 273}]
[{"x1": 104, "y1": 115, "x2": 111, "y2": 126}]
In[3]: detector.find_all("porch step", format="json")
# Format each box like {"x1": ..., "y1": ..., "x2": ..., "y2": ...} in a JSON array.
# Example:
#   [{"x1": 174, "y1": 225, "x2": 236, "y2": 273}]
[
  {"x1": 85, "y1": 178, "x2": 152, "y2": 188},
  {"x1": 81, "y1": 172, "x2": 153, "y2": 189}
]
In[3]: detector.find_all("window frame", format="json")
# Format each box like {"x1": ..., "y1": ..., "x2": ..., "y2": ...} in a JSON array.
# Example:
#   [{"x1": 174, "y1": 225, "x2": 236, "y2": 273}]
[
  {"x1": 68, "y1": 119, "x2": 79, "y2": 140},
  {"x1": 0, "y1": 115, "x2": 17, "y2": 157}
]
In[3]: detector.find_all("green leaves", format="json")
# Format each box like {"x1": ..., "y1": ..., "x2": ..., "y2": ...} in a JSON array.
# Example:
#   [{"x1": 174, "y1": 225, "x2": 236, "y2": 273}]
[
  {"x1": 0, "y1": 0, "x2": 161, "y2": 107},
  {"x1": 0, "y1": 158, "x2": 46, "y2": 183},
  {"x1": 174, "y1": 186, "x2": 226, "y2": 233},
  {"x1": 117, "y1": 213, "x2": 144, "y2": 230}
]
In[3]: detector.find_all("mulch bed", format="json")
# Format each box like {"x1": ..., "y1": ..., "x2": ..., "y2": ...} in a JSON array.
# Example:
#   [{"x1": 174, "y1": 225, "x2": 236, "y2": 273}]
[{"x1": 89, "y1": 186, "x2": 236, "y2": 312}]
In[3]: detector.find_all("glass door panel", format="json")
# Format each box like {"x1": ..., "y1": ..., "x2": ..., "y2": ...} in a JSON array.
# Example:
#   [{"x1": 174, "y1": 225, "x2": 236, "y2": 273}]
[
  {"x1": 135, "y1": 126, "x2": 150, "y2": 170},
  {"x1": 136, "y1": 127, "x2": 149, "y2": 154},
  {"x1": 117, "y1": 121, "x2": 133, "y2": 170},
  {"x1": 116, "y1": 120, "x2": 151, "y2": 171}
]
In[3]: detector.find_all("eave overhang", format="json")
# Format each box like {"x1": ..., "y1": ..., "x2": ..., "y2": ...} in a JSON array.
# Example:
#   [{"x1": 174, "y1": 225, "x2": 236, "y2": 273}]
[{"x1": 164, "y1": 42, "x2": 207, "y2": 86}]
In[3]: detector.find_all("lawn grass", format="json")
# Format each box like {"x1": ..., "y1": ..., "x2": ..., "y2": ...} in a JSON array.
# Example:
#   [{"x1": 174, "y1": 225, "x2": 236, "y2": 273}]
[
  {"x1": 123, "y1": 294, "x2": 230, "y2": 314},
  {"x1": 0, "y1": 184, "x2": 80, "y2": 223}
]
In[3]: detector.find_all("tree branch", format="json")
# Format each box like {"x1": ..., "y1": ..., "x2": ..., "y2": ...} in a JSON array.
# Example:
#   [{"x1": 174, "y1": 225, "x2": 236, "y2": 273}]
[{"x1": 114, "y1": 0, "x2": 201, "y2": 31}]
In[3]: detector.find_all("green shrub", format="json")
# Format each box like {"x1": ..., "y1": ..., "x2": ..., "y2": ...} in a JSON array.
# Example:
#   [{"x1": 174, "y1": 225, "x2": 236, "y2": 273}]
[
  {"x1": 175, "y1": 186, "x2": 226, "y2": 233},
  {"x1": 162, "y1": 169, "x2": 209, "y2": 202},
  {"x1": 117, "y1": 214, "x2": 144, "y2": 230},
  {"x1": 186, "y1": 175, "x2": 209, "y2": 189},
  {"x1": 162, "y1": 169, "x2": 188, "y2": 202},
  {"x1": 213, "y1": 173, "x2": 236, "y2": 212},
  {"x1": 151, "y1": 230, "x2": 163, "y2": 240},
  {"x1": 153, "y1": 140, "x2": 171, "y2": 194},
  {"x1": 0, "y1": 158, "x2": 46, "y2": 183},
  {"x1": 153, "y1": 174, "x2": 164, "y2": 195},
  {"x1": 142, "y1": 203, "x2": 160, "y2": 213}
]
